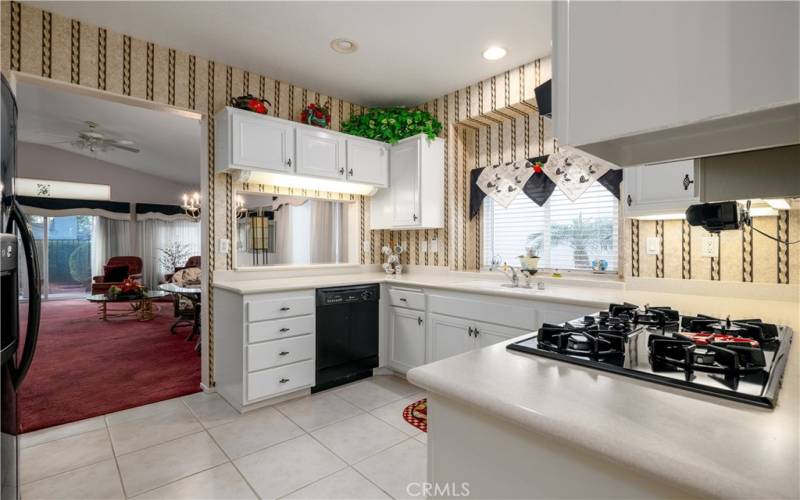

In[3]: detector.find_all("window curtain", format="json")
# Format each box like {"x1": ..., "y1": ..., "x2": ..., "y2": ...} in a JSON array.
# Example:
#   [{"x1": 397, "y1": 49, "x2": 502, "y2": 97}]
[
  {"x1": 90, "y1": 217, "x2": 131, "y2": 276},
  {"x1": 136, "y1": 219, "x2": 201, "y2": 288},
  {"x1": 310, "y1": 201, "x2": 348, "y2": 264},
  {"x1": 272, "y1": 205, "x2": 294, "y2": 265}
]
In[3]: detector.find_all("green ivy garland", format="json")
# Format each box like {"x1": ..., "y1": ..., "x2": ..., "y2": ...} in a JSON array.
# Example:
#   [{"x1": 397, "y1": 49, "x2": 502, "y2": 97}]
[{"x1": 342, "y1": 108, "x2": 442, "y2": 144}]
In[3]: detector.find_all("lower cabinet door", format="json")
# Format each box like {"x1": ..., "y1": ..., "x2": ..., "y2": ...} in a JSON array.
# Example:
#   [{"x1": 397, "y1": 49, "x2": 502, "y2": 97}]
[
  {"x1": 429, "y1": 313, "x2": 476, "y2": 362},
  {"x1": 247, "y1": 360, "x2": 315, "y2": 402},
  {"x1": 473, "y1": 322, "x2": 529, "y2": 349},
  {"x1": 389, "y1": 307, "x2": 426, "y2": 373}
]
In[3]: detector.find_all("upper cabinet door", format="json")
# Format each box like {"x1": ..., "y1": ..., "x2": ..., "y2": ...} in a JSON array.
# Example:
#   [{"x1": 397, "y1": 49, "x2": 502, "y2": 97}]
[
  {"x1": 296, "y1": 127, "x2": 347, "y2": 180},
  {"x1": 346, "y1": 138, "x2": 389, "y2": 187},
  {"x1": 231, "y1": 112, "x2": 294, "y2": 173},
  {"x1": 624, "y1": 159, "x2": 700, "y2": 217},
  {"x1": 390, "y1": 138, "x2": 421, "y2": 226}
]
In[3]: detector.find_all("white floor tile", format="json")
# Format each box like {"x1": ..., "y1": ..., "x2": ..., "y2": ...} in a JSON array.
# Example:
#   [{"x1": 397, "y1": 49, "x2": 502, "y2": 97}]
[
  {"x1": 310, "y1": 413, "x2": 407, "y2": 464},
  {"x1": 107, "y1": 400, "x2": 203, "y2": 455},
  {"x1": 370, "y1": 393, "x2": 426, "y2": 437},
  {"x1": 208, "y1": 406, "x2": 304, "y2": 459},
  {"x1": 132, "y1": 463, "x2": 256, "y2": 499},
  {"x1": 20, "y1": 458, "x2": 123, "y2": 500},
  {"x1": 116, "y1": 432, "x2": 227, "y2": 497},
  {"x1": 183, "y1": 392, "x2": 241, "y2": 429},
  {"x1": 234, "y1": 434, "x2": 345, "y2": 499},
  {"x1": 333, "y1": 380, "x2": 410, "y2": 411},
  {"x1": 20, "y1": 428, "x2": 114, "y2": 484},
  {"x1": 369, "y1": 375, "x2": 420, "y2": 398},
  {"x1": 284, "y1": 467, "x2": 390, "y2": 499},
  {"x1": 105, "y1": 399, "x2": 183, "y2": 426},
  {"x1": 20, "y1": 416, "x2": 107, "y2": 450},
  {"x1": 354, "y1": 439, "x2": 427, "y2": 500},
  {"x1": 277, "y1": 392, "x2": 364, "y2": 432}
]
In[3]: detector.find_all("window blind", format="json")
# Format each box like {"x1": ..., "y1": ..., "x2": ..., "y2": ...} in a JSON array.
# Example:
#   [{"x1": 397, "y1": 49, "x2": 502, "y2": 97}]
[{"x1": 483, "y1": 183, "x2": 618, "y2": 271}]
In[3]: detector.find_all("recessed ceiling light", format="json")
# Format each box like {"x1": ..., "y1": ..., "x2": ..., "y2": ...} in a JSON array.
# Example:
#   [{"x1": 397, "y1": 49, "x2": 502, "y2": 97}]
[
  {"x1": 330, "y1": 38, "x2": 358, "y2": 54},
  {"x1": 482, "y1": 46, "x2": 507, "y2": 60}
]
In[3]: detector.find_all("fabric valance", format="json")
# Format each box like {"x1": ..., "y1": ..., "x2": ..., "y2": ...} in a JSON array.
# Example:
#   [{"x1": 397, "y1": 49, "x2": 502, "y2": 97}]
[
  {"x1": 17, "y1": 196, "x2": 131, "y2": 220},
  {"x1": 135, "y1": 203, "x2": 195, "y2": 222}
]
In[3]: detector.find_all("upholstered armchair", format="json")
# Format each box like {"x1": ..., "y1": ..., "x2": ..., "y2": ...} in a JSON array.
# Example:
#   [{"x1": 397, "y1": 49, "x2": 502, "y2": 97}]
[
  {"x1": 91, "y1": 256, "x2": 144, "y2": 294},
  {"x1": 163, "y1": 256, "x2": 201, "y2": 283}
]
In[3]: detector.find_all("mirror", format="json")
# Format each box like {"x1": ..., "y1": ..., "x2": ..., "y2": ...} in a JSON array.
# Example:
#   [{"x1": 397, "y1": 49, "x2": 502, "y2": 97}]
[{"x1": 235, "y1": 192, "x2": 355, "y2": 267}]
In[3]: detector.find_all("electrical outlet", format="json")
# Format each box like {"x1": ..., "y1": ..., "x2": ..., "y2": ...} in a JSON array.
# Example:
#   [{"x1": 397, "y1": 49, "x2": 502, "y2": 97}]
[
  {"x1": 362, "y1": 240, "x2": 371, "y2": 253},
  {"x1": 702, "y1": 236, "x2": 719, "y2": 258},
  {"x1": 646, "y1": 237, "x2": 661, "y2": 255},
  {"x1": 218, "y1": 238, "x2": 230, "y2": 255},
  {"x1": 430, "y1": 237, "x2": 439, "y2": 253},
  {"x1": 420, "y1": 240, "x2": 428, "y2": 253}
]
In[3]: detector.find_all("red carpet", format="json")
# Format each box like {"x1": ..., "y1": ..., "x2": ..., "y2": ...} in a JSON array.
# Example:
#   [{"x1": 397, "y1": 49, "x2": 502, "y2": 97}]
[{"x1": 19, "y1": 299, "x2": 200, "y2": 433}]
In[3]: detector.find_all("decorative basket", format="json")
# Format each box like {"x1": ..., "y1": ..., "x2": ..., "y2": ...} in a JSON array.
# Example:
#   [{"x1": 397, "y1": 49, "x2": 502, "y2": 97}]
[
  {"x1": 230, "y1": 95, "x2": 271, "y2": 115},
  {"x1": 300, "y1": 102, "x2": 331, "y2": 128}
]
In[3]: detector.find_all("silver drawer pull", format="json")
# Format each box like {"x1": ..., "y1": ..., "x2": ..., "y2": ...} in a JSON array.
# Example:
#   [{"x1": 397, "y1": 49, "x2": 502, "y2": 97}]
[
  {"x1": 280, "y1": 306, "x2": 291, "y2": 311},
  {"x1": 279, "y1": 378, "x2": 290, "y2": 383},
  {"x1": 279, "y1": 327, "x2": 290, "y2": 332},
  {"x1": 399, "y1": 297, "x2": 407, "y2": 302},
  {"x1": 279, "y1": 351, "x2": 289, "y2": 356}
]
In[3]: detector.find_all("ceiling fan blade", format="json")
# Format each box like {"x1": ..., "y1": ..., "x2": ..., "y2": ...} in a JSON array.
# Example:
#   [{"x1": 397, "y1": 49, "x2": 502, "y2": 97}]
[{"x1": 107, "y1": 142, "x2": 140, "y2": 153}]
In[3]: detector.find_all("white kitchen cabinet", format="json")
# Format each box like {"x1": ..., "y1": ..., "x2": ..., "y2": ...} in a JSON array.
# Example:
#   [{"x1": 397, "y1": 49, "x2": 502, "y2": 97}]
[
  {"x1": 429, "y1": 313, "x2": 475, "y2": 362},
  {"x1": 624, "y1": 159, "x2": 701, "y2": 217},
  {"x1": 213, "y1": 288, "x2": 316, "y2": 412},
  {"x1": 389, "y1": 306, "x2": 426, "y2": 373},
  {"x1": 553, "y1": 2, "x2": 800, "y2": 165},
  {"x1": 346, "y1": 138, "x2": 389, "y2": 187},
  {"x1": 370, "y1": 134, "x2": 444, "y2": 230},
  {"x1": 295, "y1": 127, "x2": 347, "y2": 181},
  {"x1": 474, "y1": 321, "x2": 528, "y2": 349},
  {"x1": 215, "y1": 107, "x2": 295, "y2": 174}
]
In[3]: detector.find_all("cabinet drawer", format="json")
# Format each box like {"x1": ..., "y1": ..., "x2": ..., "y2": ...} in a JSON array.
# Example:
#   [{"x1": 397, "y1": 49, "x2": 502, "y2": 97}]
[
  {"x1": 388, "y1": 288, "x2": 425, "y2": 310},
  {"x1": 247, "y1": 315, "x2": 314, "y2": 343},
  {"x1": 246, "y1": 294, "x2": 314, "y2": 322},
  {"x1": 247, "y1": 334, "x2": 314, "y2": 372},
  {"x1": 247, "y1": 360, "x2": 315, "y2": 402}
]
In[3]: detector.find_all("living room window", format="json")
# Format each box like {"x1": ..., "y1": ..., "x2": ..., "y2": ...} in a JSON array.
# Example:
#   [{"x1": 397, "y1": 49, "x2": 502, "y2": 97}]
[{"x1": 482, "y1": 182, "x2": 619, "y2": 271}]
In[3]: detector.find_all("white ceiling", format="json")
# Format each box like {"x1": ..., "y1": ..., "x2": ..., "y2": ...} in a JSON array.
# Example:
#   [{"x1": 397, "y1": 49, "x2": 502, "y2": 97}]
[
  {"x1": 27, "y1": 1, "x2": 552, "y2": 107},
  {"x1": 16, "y1": 81, "x2": 202, "y2": 184}
]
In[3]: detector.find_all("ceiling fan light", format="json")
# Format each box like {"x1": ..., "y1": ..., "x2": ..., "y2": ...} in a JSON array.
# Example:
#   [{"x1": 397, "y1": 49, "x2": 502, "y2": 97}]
[
  {"x1": 330, "y1": 38, "x2": 357, "y2": 54},
  {"x1": 482, "y1": 46, "x2": 507, "y2": 60}
]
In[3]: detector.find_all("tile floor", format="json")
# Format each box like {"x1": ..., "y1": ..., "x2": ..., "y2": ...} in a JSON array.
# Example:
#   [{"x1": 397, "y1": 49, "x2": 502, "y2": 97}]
[{"x1": 19, "y1": 375, "x2": 428, "y2": 500}]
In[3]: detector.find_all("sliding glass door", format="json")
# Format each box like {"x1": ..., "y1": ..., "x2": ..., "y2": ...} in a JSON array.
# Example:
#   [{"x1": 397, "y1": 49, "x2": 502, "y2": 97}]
[{"x1": 25, "y1": 215, "x2": 95, "y2": 300}]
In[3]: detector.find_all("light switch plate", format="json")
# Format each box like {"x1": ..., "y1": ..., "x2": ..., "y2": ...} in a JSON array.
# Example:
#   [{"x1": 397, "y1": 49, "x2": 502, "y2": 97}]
[
  {"x1": 430, "y1": 237, "x2": 439, "y2": 253},
  {"x1": 702, "y1": 236, "x2": 719, "y2": 258},
  {"x1": 420, "y1": 240, "x2": 428, "y2": 253},
  {"x1": 646, "y1": 237, "x2": 661, "y2": 255},
  {"x1": 218, "y1": 238, "x2": 230, "y2": 255},
  {"x1": 363, "y1": 240, "x2": 371, "y2": 253}
]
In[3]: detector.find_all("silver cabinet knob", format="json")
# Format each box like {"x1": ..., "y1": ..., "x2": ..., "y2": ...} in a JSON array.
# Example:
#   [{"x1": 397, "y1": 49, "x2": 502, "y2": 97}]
[
  {"x1": 279, "y1": 378, "x2": 290, "y2": 383},
  {"x1": 418, "y1": 316, "x2": 423, "y2": 325},
  {"x1": 682, "y1": 174, "x2": 694, "y2": 191},
  {"x1": 412, "y1": 214, "x2": 418, "y2": 221},
  {"x1": 279, "y1": 327, "x2": 290, "y2": 332},
  {"x1": 279, "y1": 351, "x2": 289, "y2": 356},
  {"x1": 286, "y1": 158, "x2": 292, "y2": 167},
  {"x1": 348, "y1": 168, "x2": 354, "y2": 176},
  {"x1": 468, "y1": 326, "x2": 474, "y2": 337},
  {"x1": 280, "y1": 306, "x2": 291, "y2": 311},
  {"x1": 339, "y1": 167, "x2": 345, "y2": 176}
]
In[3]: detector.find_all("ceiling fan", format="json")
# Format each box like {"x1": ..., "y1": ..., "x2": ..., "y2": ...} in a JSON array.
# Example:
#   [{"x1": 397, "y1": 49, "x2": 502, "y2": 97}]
[{"x1": 67, "y1": 121, "x2": 140, "y2": 153}]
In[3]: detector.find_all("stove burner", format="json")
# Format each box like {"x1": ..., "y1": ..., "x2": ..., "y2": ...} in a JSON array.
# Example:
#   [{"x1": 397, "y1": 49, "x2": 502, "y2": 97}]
[
  {"x1": 680, "y1": 315, "x2": 778, "y2": 345},
  {"x1": 608, "y1": 302, "x2": 638, "y2": 318},
  {"x1": 538, "y1": 323, "x2": 629, "y2": 361},
  {"x1": 633, "y1": 306, "x2": 680, "y2": 333},
  {"x1": 648, "y1": 334, "x2": 767, "y2": 390}
]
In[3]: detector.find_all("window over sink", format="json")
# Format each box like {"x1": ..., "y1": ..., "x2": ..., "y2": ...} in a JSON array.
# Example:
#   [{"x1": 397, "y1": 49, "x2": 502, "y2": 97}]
[{"x1": 482, "y1": 182, "x2": 619, "y2": 272}]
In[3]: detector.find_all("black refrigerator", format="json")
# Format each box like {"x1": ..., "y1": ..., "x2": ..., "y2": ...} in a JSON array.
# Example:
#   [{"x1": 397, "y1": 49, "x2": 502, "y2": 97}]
[{"x1": 1, "y1": 74, "x2": 42, "y2": 500}]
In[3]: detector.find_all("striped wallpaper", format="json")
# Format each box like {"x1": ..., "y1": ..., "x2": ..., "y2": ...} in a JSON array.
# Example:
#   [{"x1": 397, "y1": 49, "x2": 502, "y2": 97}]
[{"x1": 626, "y1": 212, "x2": 798, "y2": 284}]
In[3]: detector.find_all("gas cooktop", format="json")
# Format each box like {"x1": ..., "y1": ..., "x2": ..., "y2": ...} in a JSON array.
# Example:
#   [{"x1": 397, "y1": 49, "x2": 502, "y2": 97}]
[{"x1": 507, "y1": 303, "x2": 793, "y2": 408}]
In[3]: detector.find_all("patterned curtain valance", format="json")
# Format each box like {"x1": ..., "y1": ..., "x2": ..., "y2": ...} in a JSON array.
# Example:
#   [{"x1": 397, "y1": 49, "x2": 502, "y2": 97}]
[{"x1": 469, "y1": 155, "x2": 623, "y2": 220}]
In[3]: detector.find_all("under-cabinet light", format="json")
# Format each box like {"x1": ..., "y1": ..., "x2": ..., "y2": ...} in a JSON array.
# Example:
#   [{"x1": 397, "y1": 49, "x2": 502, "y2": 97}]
[{"x1": 233, "y1": 170, "x2": 377, "y2": 197}]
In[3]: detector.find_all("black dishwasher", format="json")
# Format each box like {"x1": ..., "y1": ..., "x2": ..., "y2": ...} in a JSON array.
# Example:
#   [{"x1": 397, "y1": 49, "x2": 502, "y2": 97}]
[{"x1": 313, "y1": 284, "x2": 380, "y2": 392}]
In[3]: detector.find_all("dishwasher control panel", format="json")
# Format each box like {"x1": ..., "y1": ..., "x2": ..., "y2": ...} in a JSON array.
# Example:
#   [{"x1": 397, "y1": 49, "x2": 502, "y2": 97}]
[{"x1": 316, "y1": 284, "x2": 380, "y2": 306}]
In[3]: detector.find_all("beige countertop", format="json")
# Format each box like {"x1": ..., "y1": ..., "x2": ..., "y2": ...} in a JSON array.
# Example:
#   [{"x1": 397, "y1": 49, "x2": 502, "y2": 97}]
[
  {"x1": 408, "y1": 336, "x2": 800, "y2": 500},
  {"x1": 213, "y1": 270, "x2": 799, "y2": 328}
]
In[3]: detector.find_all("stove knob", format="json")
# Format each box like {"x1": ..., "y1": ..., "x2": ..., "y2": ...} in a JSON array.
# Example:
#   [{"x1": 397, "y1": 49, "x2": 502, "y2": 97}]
[{"x1": 360, "y1": 291, "x2": 372, "y2": 301}]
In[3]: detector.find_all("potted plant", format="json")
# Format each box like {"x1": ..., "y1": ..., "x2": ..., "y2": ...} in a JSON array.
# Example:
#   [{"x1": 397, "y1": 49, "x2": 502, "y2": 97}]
[
  {"x1": 342, "y1": 108, "x2": 442, "y2": 143},
  {"x1": 519, "y1": 234, "x2": 542, "y2": 271}
]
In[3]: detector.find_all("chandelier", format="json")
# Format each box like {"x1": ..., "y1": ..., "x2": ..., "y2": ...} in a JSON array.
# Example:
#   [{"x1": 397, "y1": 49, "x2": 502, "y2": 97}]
[{"x1": 181, "y1": 192, "x2": 200, "y2": 219}]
